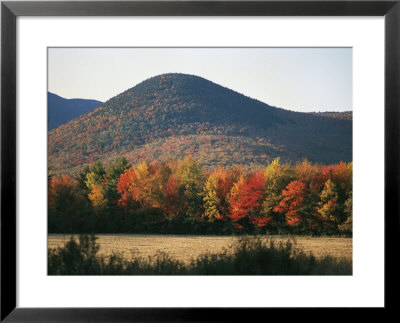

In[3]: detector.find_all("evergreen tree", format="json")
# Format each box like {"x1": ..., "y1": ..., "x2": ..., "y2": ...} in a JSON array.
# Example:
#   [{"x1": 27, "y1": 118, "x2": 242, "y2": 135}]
[{"x1": 104, "y1": 157, "x2": 131, "y2": 205}]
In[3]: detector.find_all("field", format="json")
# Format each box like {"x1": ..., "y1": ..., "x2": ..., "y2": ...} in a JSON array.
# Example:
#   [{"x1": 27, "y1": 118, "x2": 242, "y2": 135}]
[{"x1": 48, "y1": 234, "x2": 352, "y2": 264}]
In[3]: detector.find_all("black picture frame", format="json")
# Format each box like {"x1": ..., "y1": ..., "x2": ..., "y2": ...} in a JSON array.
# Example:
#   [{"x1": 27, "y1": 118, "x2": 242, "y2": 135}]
[{"x1": 1, "y1": 0, "x2": 399, "y2": 321}]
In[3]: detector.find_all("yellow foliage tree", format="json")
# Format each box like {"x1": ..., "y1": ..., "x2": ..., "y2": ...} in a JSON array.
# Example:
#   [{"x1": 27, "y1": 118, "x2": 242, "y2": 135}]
[{"x1": 88, "y1": 184, "x2": 107, "y2": 209}]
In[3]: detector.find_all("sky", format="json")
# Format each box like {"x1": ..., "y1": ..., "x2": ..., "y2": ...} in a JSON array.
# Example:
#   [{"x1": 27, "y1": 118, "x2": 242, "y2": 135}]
[{"x1": 48, "y1": 47, "x2": 352, "y2": 113}]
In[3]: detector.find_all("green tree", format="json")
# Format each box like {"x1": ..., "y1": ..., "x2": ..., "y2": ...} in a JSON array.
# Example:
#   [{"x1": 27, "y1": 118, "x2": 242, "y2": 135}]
[
  {"x1": 77, "y1": 165, "x2": 91, "y2": 196},
  {"x1": 85, "y1": 161, "x2": 106, "y2": 190},
  {"x1": 104, "y1": 157, "x2": 131, "y2": 205},
  {"x1": 177, "y1": 156, "x2": 205, "y2": 219}
]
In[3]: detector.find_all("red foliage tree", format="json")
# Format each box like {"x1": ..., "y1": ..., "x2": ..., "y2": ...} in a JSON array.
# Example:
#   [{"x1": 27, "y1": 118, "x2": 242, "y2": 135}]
[
  {"x1": 274, "y1": 180, "x2": 307, "y2": 226},
  {"x1": 228, "y1": 171, "x2": 267, "y2": 224},
  {"x1": 162, "y1": 174, "x2": 182, "y2": 218},
  {"x1": 117, "y1": 167, "x2": 136, "y2": 207}
]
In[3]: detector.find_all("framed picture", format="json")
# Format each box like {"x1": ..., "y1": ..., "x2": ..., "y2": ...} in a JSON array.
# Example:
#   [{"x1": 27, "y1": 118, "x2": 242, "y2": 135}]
[{"x1": 1, "y1": 0, "x2": 398, "y2": 321}]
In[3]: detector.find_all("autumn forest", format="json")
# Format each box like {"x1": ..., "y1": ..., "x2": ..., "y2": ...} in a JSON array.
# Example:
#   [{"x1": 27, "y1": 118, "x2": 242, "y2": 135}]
[{"x1": 49, "y1": 156, "x2": 352, "y2": 236}]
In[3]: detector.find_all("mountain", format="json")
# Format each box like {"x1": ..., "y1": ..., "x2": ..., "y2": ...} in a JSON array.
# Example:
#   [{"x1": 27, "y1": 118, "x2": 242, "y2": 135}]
[
  {"x1": 48, "y1": 73, "x2": 352, "y2": 175},
  {"x1": 48, "y1": 92, "x2": 102, "y2": 130}
]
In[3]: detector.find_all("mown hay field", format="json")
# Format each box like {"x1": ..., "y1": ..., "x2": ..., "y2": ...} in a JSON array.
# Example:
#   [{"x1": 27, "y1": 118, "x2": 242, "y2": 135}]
[{"x1": 48, "y1": 234, "x2": 352, "y2": 264}]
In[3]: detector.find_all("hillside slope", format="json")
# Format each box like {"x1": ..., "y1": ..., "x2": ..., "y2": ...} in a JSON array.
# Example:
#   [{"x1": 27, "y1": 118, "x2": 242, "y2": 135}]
[
  {"x1": 310, "y1": 111, "x2": 352, "y2": 121},
  {"x1": 48, "y1": 92, "x2": 102, "y2": 130},
  {"x1": 48, "y1": 73, "x2": 352, "y2": 175}
]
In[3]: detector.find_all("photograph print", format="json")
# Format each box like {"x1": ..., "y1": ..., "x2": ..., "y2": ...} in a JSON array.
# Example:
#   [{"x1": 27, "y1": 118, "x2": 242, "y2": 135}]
[{"x1": 47, "y1": 47, "x2": 352, "y2": 275}]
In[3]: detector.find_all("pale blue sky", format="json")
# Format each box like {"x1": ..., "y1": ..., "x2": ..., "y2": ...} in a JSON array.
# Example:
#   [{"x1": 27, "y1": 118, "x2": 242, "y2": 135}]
[{"x1": 48, "y1": 47, "x2": 352, "y2": 112}]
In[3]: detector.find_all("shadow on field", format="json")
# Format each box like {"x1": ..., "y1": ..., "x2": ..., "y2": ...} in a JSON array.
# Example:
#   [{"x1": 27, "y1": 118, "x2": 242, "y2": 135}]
[{"x1": 48, "y1": 234, "x2": 352, "y2": 275}]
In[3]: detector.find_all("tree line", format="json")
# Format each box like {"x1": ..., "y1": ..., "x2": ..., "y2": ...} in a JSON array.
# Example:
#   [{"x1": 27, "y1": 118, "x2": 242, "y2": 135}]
[{"x1": 48, "y1": 156, "x2": 352, "y2": 236}]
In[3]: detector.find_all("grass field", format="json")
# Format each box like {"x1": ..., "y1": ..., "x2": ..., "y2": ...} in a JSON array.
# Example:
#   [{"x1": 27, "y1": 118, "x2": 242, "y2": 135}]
[{"x1": 48, "y1": 234, "x2": 352, "y2": 264}]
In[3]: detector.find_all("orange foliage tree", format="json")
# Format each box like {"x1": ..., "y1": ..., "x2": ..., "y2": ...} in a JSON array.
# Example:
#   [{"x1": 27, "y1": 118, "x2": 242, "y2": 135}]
[
  {"x1": 88, "y1": 183, "x2": 107, "y2": 209},
  {"x1": 48, "y1": 175, "x2": 77, "y2": 207}
]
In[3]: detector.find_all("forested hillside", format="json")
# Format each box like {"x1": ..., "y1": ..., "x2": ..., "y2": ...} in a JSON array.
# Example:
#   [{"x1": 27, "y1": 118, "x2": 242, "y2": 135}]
[{"x1": 48, "y1": 73, "x2": 352, "y2": 175}]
